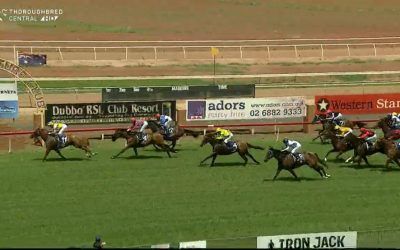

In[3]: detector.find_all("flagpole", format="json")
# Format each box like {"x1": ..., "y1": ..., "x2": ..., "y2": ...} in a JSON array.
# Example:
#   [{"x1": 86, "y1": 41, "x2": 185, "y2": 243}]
[{"x1": 213, "y1": 54, "x2": 216, "y2": 84}]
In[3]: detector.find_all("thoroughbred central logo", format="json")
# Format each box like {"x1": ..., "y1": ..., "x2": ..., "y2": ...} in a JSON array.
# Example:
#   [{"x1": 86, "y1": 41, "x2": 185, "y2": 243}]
[{"x1": 316, "y1": 98, "x2": 330, "y2": 112}]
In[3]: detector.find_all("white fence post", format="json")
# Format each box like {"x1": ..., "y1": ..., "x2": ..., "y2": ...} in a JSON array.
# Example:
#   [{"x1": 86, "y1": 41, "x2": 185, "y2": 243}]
[
  {"x1": 94, "y1": 47, "x2": 97, "y2": 60},
  {"x1": 154, "y1": 47, "x2": 157, "y2": 64},
  {"x1": 346, "y1": 44, "x2": 351, "y2": 57},
  {"x1": 13, "y1": 45, "x2": 16, "y2": 64},
  {"x1": 239, "y1": 46, "x2": 243, "y2": 60},
  {"x1": 320, "y1": 44, "x2": 324, "y2": 60},
  {"x1": 267, "y1": 45, "x2": 271, "y2": 61},
  {"x1": 373, "y1": 43, "x2": 377, "y2": 57},
  {"x1": 294, "y1": 45, "x2": 298, "y2": 58},
  {"x1": 183, "y1": 46, "x2": 186, "y2": 59},
  {"x1": 125, "y1": 47, "x2": 128, "y2": 60},
  {"x1": 58, "y1": 47, "x2": 64, "y2": 60},
  {"x1": 8, "y1": 137, "x2": 11, "y2": 153}
]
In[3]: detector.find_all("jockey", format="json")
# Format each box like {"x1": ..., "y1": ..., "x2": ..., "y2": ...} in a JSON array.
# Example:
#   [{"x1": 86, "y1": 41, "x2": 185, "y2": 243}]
[
  {"x1": 127, "y1": 117, "x2": 148, "y2": 142},
  {"x1": 326, "y1": 109, "x2": 343, "y2": 126},
  {"x1": 358, "y1": 127, "x2": 377, "y2": 148},
  {"x1": 334, "y1": 125, "x2": 353, "y2": 139},
  {"x1": 155, "y1": 113, "x2": 173, "y2": 135},
  {"x1": 47, "y1": 121, "x2": 67, "y2": 148},
  {"x1": 282, "y1": 138, "x2": 302, "y2": 159},
  {"x1": 215, "y1": 127, "x2": 235, "y2": 149},
  {"x1": 390, "y1": 112, "x2": 400, "y2": 129}
]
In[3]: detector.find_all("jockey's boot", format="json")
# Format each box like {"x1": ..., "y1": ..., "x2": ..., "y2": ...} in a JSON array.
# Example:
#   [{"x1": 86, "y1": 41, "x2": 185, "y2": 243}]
[{"x1": 57, "y1": 134, "x2": 63, "y2": 148}]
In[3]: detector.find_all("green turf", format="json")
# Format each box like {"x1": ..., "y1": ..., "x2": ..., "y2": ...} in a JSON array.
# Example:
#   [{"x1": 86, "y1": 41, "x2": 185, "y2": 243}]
[{"x1": 1, "y1": 134, "x2": 400, "y2": 248}]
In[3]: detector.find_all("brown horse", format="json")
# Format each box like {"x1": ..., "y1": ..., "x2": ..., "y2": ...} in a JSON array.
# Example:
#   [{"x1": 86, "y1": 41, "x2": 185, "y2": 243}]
[
  {"x1": 30, "y1": 128, "x2": 95, "y2": 161},
  {"x1": 322, "y1": 130, "x2": 361, "y2": 162},
  {"x1": 263, "y1": 146, "x2": 330, "y2": 180},
  {"x1": 374, "y1": 116, "x2": 400, "y2": 140},
  {"x1": 373, "y1": 138, "x2": 400, "y2": 168},
  {"x1": 147, "y1": 120, "x2": 200, "y2": 149},
  {"x1": 346, "y1": 139, "x2": 379, "y2": 167},
  {"x1": 311, "y1": 114, "x2": 366, "y2": 144},
  {"x1": 110, "y1": 128, "x2": 175, "y2": 158},
  {"x1": 199, "y1": 132, "x2": 264, "y2": 167}
]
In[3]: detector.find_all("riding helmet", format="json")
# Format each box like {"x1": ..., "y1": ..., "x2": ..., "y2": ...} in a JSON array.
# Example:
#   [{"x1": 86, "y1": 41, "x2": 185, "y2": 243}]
[{"x1": 283, "y1": 138, "x2": 289, "y2": 144}]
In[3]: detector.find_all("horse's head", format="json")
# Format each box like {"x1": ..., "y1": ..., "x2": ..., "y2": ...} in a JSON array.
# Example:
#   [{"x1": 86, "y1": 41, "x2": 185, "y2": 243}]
[
  {"x1": 112, "y1": 129, "x2": 128, "y2": 142},
  {"x1": 30, "y1": 128, "x2": 41, "y2": 139},
  {"x1": 200, "y1": 132, "x2": 216, "y2": 147},
  {"x1": 264, "y1": 146, "x2": 275, "y2": 162},
  {"x1": 311, "y1": 114, "x2": 323, "y2": 124}
]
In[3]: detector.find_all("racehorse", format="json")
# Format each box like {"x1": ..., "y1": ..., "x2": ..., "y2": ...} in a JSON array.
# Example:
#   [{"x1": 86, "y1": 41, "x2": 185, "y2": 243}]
[
  {"x1": 146, "y1": 120, "x2": 200, "y2": 149},
  {"x1": 199, "y1": 132, "x2": 264, "y2": 167},
  {"x1": 263, "y1": 146, "x2": 330, "y2": 180},
  {"x1": 30, "y1": 128, "x2": 95, "y2": 161},
  {"x1": 373, "y1": 138, "x2": 400, "y2": 168},
  {"x1": 346, "y1": 138, "x2": 378, "y2": 167},
  {"x1": 374, "y1": 116, "x2": 400, "y2": 140},
  {"x1": 322, "y1": 130, "x2": 361, "y2": 162},
  {"x1": 110, "y1": 128, "x2": 175, "y2": 158}
]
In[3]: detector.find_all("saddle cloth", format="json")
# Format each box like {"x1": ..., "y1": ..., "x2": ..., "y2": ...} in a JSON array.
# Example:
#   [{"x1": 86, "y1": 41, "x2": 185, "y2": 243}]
[
  {"x1": 226, "y1": 141, "x2": 238, "y2": 153},
  {"x1": 291, "y1": 153, "x2": 305, "y2": 165},
  {"x1": 56, "y1": 135, "x2": 68, "y2": 148}
]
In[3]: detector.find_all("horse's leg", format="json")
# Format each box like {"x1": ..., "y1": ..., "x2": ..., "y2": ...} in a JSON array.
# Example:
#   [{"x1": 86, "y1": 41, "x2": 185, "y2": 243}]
[
  {"x1": 385, "y1": 158, "x2": 392, "y2": 168},
  {"x1": 42, "y1": 148, "x2": 51, "y2": 161},
  {"x1": 55, "y1": 149, "x2": 67, "y2": 160},
  {"x1": 133, "y1": 147, "x2": 138, "y2": 156},
  {"x1": 238, "y1": 152, "x2": 248, "y2": 166},
  {"x1": 394, "y1": 158, "x2": 400, "y2": 168},
  {"x1": 324, "y1": 149, "x2": 336, "y2": 161},
  {"x1": 111, "y1": 145, "x2": 131, "y2": 159},
  {"x1": 310, "y1": 164, "x2": 325, "y2": 178},
  {"x1": 171, "y1": 139, "x2": 177, "y2": 150},
  {"x1": 200, "y1": 152, "x2": 216, "y2": 165},
  {"x1": 81, "y1": 145, "x2": 93, "y2": 158},
  {"x1": 272, "y1": 168, "x2": 282, "y2": 181},
  {"x1": 210, "y1": 154, "x2": 218, "y2": 167},
  {"x1": 246, "y1": 152, "x2": 260, "y2": 165},
  {"x1": 335, "y1": 151, "x2": 345, "y2": 161},
  {"x1": 287, "y1": 168, "x2": 299, "y2": 180},
  {"x1": 158, "y1": 143, "x2": 172, "y2": 158}
]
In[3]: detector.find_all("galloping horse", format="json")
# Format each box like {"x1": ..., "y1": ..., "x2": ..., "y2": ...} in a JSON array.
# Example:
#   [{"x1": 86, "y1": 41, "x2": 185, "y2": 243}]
[
  {"x1": 110, "y1": 128, "x2": 175, "y2": 158},
  {"x1": 373, "y1": 138, "x2": 400, "y2": 168},
  {"x1": 264, "y1": 146, "x2": 330, "y2": 180},
  {"x1": 322, "y1": 130, "x2": 361, "y2": 162},
  {"x1": 146, "y1": 120, "x2": 200, "y2": 149},
  {"x1": 374, "y1": 116, "x2": 400, "y2": 140},
  {"x1": 199, "y1": 132, "x2": 264, "y2": 167},
  {"x1": 311, "y1": 114, "x2": 366, "y2": 144},
  {"x1": 30, "y1": 128, "x2": 95, "y2": 161}
]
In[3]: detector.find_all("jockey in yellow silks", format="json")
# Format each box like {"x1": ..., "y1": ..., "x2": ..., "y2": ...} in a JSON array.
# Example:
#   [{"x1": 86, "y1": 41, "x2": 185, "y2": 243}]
[
  {"x1": 334, "y1": 125, "x2": 353, "y2": 138},
  {"x1": 47, "y1": 121, "x2": 68, "y2": 148},
  {"x1": 215, "y1": 128, "x2": 236, "y2": 150}
]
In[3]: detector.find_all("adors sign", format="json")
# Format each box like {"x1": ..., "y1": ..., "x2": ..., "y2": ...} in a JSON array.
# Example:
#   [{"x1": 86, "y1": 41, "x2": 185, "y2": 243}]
[
  {"x1": 257, "y1": 231, "x2": 357, "y2": 249},
  {"x1": 315, "y1": 93, "x2": 400, "y2": 114}
]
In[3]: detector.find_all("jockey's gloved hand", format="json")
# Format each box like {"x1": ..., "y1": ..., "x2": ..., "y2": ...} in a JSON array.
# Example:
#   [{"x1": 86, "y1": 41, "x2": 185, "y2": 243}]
[{"x1": 224, "y1": 139, "x2": 229, "y2": 143}]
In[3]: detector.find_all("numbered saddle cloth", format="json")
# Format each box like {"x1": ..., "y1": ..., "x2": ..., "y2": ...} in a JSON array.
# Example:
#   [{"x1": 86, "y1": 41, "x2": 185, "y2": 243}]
[
  {"x1": 137, "y1": 133, "x2": 148, "y2": 145},
  {"x1": 291, "y1": 153, "x2": 305, "y2": 165},
  {"x1": 57, "y1": 135, "x2": 68, "y2": 148},
  {"x1": 226, "y1": 141, "x2": 238, "y2": 153},
  {"x1": 395, "y1": 141, "x2": 400, "y2": 151}
]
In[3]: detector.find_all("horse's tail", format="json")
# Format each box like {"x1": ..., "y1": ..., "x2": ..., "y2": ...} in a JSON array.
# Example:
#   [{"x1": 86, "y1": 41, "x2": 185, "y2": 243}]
[
  {"x1": 313, "y1": 152, "x2": 328, "y2": 168},
  {"x1": 183, "y1": 129, "x2": 201, "y2": 138},
  {"x1": 246, "y1": 143, "x2": 264, "y2": 150}
]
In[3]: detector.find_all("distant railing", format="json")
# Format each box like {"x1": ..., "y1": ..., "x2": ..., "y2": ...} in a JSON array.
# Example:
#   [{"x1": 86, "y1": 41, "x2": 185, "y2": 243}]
[{"x1": 1, "y1": 41, "x2": 400, "y2": 65}]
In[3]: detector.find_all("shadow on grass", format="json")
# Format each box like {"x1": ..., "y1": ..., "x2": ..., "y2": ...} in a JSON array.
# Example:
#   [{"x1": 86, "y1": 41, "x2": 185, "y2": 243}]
[
  {"x1": 263, "y1": 176, "x2": 323, "y2": 182},
  {"x1": 35, "y1": 157, "x2": 86, "y2": 162},
  {"x1": 122, "y1": 155, "x2": 164, "y2": 159},
  {"x1": 199, "y1": 161, "x2": 257, "y2": 167}
]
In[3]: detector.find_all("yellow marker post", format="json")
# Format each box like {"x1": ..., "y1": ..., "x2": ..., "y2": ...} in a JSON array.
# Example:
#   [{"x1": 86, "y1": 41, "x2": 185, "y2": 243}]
[{"x1": 211, "y1": 47, "x2": 219, "y2": 84}]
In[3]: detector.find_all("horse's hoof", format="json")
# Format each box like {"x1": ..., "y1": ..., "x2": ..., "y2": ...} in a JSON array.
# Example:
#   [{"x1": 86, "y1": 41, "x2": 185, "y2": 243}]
[
  {"x1": 324, "y1": 158, "x2": 327, "y2": 162},
  {"x1": 111, "y1": 156, "x2": 116, "y2": 159}
]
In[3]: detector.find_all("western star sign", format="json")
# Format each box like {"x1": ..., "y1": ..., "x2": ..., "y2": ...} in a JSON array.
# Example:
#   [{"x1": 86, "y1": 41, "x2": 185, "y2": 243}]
[{"x1": 315, "y1": 93, "x2": 400, "y2": 114}]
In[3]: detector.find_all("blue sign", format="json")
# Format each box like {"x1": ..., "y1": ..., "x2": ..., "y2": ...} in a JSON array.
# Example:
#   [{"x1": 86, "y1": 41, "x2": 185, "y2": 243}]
[{"x1": 0, "y1": 101, "x2": 19, "y2": 118}]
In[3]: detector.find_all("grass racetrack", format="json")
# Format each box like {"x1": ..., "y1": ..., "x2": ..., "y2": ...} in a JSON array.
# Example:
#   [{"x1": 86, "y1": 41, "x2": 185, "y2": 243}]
[{"x1": 1, "y1": 133, "x2": 400, "y2": 248}]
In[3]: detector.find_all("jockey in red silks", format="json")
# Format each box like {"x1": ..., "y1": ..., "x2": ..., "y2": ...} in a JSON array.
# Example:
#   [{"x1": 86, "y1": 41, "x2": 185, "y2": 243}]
[
  {"x1": 127, "y1": 117, "x2": 149, "y2": 141},
  {"x1": 358, "y1": 127, "x2": 377, "y2": 149}
]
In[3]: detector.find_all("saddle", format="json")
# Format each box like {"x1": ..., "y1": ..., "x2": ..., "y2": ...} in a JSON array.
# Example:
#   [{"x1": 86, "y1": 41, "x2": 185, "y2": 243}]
[
  {"x1": 55, "y1": 134, "x2": 67, "y2": 149},
  {"x1": 136, "y1": 133, "x2": 148, "y2": 145},
  {"x1": 225, "y1": 141, "x2": 238, "y2": 153},
  {"x1": 291, "y1": 153, "x2": 305, "y2": 165}
]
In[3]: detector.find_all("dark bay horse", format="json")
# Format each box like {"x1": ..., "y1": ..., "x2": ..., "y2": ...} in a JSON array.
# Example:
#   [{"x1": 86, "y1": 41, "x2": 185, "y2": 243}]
[
  {"x1": 346, "y1": 139, "x2": 379, "y2": 167},
  {"x1": 30, "y1": 128, "x2": 95, "y2": 161},
  {"x1": 373, "y1": 138, "x2": 400, "y2": 168},
  {"x1": 322, "y1": 130, "x2": 362, "y2": 162},
  {"x1": 375, "y1": 117, "x2": 400, "y2": 140},
  {"x1": 264, "y1": 146, "x2": 330, "y2": 180},
  {"x1": 199, "y1": 132, "x2": 264, "y2": 167},
  {"x1": 311, "y1": 114, "x2": 366, "y2": 144},
  {"x1": 146, "y1": 120, "x2": 200, "y2": 149},
  {"x1": 110, "y1": 128, "x2": 175, "y2": 158}
]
